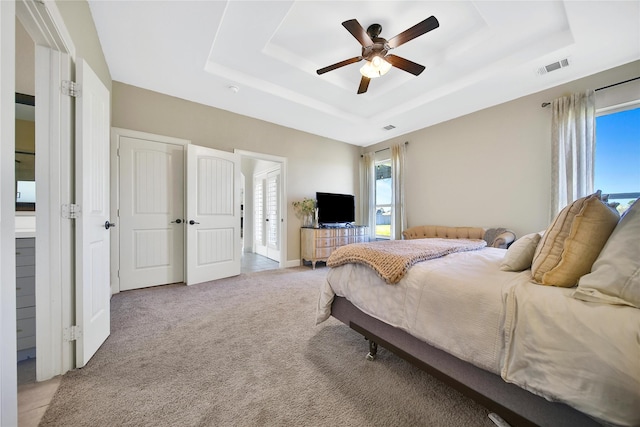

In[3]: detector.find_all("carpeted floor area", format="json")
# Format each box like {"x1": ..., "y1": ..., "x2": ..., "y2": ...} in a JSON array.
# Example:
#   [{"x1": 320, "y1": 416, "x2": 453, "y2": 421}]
[{"x1": 39, "y1": 267, "x2": 494, "y2": 426}]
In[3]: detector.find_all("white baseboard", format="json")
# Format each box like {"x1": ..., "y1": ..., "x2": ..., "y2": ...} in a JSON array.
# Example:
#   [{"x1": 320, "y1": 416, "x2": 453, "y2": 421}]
[{"x1": 286, "y1": 259, "x2": 302, "y2": 268}]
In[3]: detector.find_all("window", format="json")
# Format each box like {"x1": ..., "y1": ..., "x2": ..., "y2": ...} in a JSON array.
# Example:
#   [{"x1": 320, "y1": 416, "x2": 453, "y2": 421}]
[
  {"x1": 375, "y1": 154, "x2": 392, "y2": 239},
  {"x1": 595, "y1": 106, "x2": 640, "y2": 215}
]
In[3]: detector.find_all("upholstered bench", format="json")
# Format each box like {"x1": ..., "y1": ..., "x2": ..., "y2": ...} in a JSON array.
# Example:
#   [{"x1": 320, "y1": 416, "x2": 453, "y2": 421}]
[{"x1": 402, "y1": 225, "x2": 516, "y2": 249}]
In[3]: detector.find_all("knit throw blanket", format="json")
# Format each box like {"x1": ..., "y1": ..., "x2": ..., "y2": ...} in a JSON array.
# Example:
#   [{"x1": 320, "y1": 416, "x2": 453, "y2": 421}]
[{"x1": 326, "y1": 238, "x2": 487, "y2": 284}]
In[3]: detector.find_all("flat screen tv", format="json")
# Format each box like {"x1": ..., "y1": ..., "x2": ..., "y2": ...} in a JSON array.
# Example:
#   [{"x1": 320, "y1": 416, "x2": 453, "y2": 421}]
[{"x1": 316, "y1": 192, "x2": 355, "y2": 225}]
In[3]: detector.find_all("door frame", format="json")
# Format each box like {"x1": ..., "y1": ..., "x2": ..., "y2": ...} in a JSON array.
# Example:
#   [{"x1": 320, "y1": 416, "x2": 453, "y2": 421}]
[
  {"x1": 17, "y1": 0, "x2": 76, "y2": 382},
  {"x1": 0, "y1": 3, "x2": 17, "y2": 424},
  {"x1": 235, "y1": 150, "x2": 287, "y2": 269},
  {"x1": 2, "y1": 0, "x2": 76, "y2": 422},
  {"x1": 110, "y1": 127, "x2": 190, "y2": 295}
]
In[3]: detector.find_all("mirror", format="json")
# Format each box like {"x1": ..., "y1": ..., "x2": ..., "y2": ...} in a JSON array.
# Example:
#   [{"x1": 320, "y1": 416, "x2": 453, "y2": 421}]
[{"x1": 15, "y1": 93, "x2": 35, "y2": 212}]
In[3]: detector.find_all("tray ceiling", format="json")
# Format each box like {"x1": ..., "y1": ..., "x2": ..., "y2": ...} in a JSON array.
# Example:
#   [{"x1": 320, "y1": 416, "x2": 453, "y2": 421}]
[{"x1": 89, "y1": 1, "x2": 640, "y2": 146}]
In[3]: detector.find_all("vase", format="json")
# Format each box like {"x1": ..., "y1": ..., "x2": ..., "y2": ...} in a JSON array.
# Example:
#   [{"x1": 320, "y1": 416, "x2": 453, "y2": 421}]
[{"x1": 303, "y1": 214, "x2": 314, "y2": 227}]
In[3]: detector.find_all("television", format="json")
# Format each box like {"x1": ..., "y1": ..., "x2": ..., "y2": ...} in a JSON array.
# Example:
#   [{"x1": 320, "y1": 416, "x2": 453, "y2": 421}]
[{"x1": 316, "y1": 192, "x2": 355, "y2": 225}]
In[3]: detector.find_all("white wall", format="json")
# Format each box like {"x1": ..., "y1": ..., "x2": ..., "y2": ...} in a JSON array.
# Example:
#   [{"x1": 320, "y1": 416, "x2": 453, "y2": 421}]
[{"x1": 368, "y1": 60, "x2": 640, "y2": 239}]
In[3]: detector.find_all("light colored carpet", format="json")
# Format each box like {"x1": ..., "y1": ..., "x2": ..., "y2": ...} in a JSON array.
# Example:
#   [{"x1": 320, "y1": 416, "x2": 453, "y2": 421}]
[{"x1": 39, "y1": 267, "x2": 494, "y2": 427}]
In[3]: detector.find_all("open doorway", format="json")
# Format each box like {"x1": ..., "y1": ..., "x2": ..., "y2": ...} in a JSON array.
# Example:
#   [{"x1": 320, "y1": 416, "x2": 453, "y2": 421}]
[
  {"x1": 237, "y1": 150, "x2": 287, "y2": 273},
  {"x1": 15, "y1": 15, "x2": 36, "y2": 387}
]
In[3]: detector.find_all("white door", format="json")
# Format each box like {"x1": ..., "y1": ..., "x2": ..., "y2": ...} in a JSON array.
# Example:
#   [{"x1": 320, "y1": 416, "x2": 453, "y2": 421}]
[
  {"x1": 253, "y1": 176, "x2": 267, "y2": 257},
  {"x1": 75, "y1": 58, "x2": 111, "y2": 368},
  {"x1": 119, "y1": 137, "x2": 184, "y2": 290},
  {"x1": 186, "y1": 145, "x2": 241, "y2": 285},
  {"x1": 265, "y1": 170, "x2": 280, "y2": 262}
]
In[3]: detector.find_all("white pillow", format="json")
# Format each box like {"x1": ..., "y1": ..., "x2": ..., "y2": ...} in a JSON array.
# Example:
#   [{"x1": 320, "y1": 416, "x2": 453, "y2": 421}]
[
  {"x1": 500, "y1": 232, "x2": 541, "y2": 272},
  {"x1": 573, "y1": 198, "x2": 640, "y2": 308}
]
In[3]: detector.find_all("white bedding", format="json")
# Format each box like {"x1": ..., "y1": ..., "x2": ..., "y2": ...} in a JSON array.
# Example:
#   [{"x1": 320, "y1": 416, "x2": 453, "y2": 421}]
[
  {"x1": 317, "y1": 247, "x2": 530, "y2": 373},
  {"x1": 502, "y1": 282, "x2": 640, "y2": 426},
  {"x1": 316, "y1": 246, "x2": 640, "y2": 426}
]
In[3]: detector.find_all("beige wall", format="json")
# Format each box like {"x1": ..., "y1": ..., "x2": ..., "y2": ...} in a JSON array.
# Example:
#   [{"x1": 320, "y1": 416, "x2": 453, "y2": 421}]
[
  {"x1": 55, "y1": 0, "x2": 111, "y2": 90},
  {"x1": 15, "y1": 18, "x2": 34, "y2": 96},
  {"x1": 368, "y1": 60, "x2": 640, "y2": 239},
  {"x1": 111, "y1": 82, "x2": 362, "y2": 263}
]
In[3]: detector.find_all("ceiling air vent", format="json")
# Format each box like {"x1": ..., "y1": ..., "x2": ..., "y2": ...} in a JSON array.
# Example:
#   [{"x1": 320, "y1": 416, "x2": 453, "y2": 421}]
[
  {"x1": 537, "y1": 58, "x2": 570, "y2": 76},
  {"x1": 383, "y1": 125, "x2": 396, "y2": 131}
]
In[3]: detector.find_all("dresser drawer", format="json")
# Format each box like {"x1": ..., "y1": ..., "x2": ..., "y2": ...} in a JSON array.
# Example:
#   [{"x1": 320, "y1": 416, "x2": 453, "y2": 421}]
[
  {"x1": 336, "y1": 237, "x2": 350, "y2": 246},
  {"x1": 17, "y1": 336, "x2": 36, "y2": 351},
  {"x1": 16, "y1": 238, "x2": 35, "y2": 249},
  {"x1": 16, "y1": 276, "x2": 35, "y2": 297},
  {"x1": 16, "y1": 265, "x2": 35, "y2": 279},
  {"x1": 315, "y1": 247, "x2": 333, "y2": 259},
  {"x1": 316, "y1": 237, "x2": 334, "y2": 248},
  {"x1": 17, "y1": 317, "x2": 36, "y2": 339},
  {"x1": 335, "y1": 228, "x2": 350, "y2": 237},
  {"x1": 314, "y1": 229, "x2": 333, "y2": 238},
  {"x1": 17, "y1": 306, "x2": 35, "y2": 321}
]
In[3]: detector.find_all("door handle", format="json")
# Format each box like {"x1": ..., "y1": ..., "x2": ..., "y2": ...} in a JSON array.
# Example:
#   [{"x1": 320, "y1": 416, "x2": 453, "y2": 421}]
[
  {"x1": 105, "y1": 221, "x2": 116, "y2": 230},
  {"x1": 171, "y1": 219, "x2": 182, "y2": 224},
  {"x1": 189, "y1": 220, "x2": 200, "y2": 225}
]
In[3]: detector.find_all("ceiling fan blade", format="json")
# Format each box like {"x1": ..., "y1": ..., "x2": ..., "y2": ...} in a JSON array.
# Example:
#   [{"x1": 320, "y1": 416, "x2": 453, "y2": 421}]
[
  {"x1": 387, "y1": 16, "x2": 439, "y2": 49},
  {"x1": 385, "y1": 54, "x2": 426, "y2": 76},
  {"x1": 357, "y1": 76, "x2": 370, "y2": 94},
  {"x1": 317, "y1": 56, "x2": 363, "y2": 75},
  {"x1": 342, "y1": 19, "x2": 374, "y2": 47}
]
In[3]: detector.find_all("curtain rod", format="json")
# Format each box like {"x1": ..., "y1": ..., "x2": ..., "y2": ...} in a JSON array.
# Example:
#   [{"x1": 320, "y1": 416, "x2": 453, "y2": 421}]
[
  {"x1": 361, "y1": 141, "x2": 408, "y2": 157},
  {"x1": 541, "y1": 76, "x2": 640, "y2": 108}
]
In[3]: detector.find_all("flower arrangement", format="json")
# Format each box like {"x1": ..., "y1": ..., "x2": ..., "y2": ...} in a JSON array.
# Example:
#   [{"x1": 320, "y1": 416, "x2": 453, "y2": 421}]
[
  {"x1": 292, "y1": 198, "x2": 316, "y2": 217},
  {"x1": 292, "y1": 198, "x2": 316, "y2": 226}
]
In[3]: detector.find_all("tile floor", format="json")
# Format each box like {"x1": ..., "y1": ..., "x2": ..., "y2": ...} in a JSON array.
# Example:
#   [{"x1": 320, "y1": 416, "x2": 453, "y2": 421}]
[
  {"x1": 241, "y1": 251, "x2": 280, "y2": 273},
  {"x1": 16, "y1": 251, "x2": 278, "y2": 426}
]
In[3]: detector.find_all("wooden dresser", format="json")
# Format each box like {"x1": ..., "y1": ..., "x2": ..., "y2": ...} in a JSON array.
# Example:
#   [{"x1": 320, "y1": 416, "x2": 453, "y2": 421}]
[{"x1": 301, "y1": 226, "x2": 369, "y2": 269}]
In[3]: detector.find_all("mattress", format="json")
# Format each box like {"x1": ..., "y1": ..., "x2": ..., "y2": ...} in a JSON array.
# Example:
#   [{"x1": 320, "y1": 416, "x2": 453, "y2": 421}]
[{"x1": 317, "y1": 247, "x2": 530, "y2": 374}]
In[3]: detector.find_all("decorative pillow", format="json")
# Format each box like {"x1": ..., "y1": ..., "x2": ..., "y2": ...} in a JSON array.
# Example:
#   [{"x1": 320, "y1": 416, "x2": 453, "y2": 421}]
[
  {"x1": 531, "y1": 192, "x2": 620, "y2": 287},
  {"x1": 573, "y1": 198, "x2": 640, "y2": 308},
  {"x1": 500, "y1": 232, "x2": 541, "y2": 272}
]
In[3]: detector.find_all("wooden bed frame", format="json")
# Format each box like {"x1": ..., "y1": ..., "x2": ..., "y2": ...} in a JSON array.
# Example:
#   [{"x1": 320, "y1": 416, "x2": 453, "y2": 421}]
[{"x1": 331, "y1": 296, "x2": 601, "y2": 427}]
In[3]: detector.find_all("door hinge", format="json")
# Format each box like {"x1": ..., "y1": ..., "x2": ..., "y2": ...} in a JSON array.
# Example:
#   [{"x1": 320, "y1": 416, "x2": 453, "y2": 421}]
[
  {"x1": 62, "y1": 203, "x2": 81, "y2": 219},
  {"x1": 64, "y1": 325, "x2": 82, "y2": 342},
  {"x1": 61, "y1": 80, "x2": 81, "y2": 97}
]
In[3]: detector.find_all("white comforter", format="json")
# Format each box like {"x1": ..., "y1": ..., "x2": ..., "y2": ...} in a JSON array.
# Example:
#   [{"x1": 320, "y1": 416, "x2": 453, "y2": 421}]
[
  {"x1": 317, "y1": 248, "x2": 530, "y2": 373},
  {"x1": 502, "y1": 282, "x2": 640, "y2": 426},
  {"x1": 316, "y1": 247, "x2": 640, "y2": 426}
]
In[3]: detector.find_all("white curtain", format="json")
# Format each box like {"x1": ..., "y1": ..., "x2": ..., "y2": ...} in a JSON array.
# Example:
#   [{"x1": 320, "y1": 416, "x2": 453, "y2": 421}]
[
  {"x1": 551, "y1": 90, "x2": 596, "y2": 219},
  {"x1": 360, "y1": 152, "x2": 376, "y2": 241},
  {"x1": 391, "y1": 142, "x2": 407, "y2": 240}
]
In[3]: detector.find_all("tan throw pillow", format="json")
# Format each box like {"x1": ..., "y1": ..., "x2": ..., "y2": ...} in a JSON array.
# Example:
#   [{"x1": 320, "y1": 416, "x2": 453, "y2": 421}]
[
  {"x1": 531, "y1": 193, "x2": 620, "y2": 287},
  {"x1": 500, "y1": 232, "x2": 541, "y2": 272},
  {"x1": 573, "y1": 198, "x2": 640, "y2": 308}
]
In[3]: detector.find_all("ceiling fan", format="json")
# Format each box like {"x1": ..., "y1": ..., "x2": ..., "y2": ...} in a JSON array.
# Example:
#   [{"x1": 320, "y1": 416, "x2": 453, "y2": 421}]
[{"x1": 317, "y1": 16, "x2": 439, "y2": 94}]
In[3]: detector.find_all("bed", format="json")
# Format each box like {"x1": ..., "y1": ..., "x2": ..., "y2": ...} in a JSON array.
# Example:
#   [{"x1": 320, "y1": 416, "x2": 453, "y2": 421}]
[{"x1": 316, "y1": 194, "x2": 640, "y2": 427}]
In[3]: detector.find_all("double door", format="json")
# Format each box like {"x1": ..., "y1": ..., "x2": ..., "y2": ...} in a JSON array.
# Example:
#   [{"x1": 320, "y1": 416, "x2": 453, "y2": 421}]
[{"x1": 117, "y1": 131, "x2": 241, "y2": 290}]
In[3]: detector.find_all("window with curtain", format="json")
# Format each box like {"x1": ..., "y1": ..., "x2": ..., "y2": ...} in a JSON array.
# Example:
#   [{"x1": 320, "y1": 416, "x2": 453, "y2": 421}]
[
  {"x1": 361, "y1": 142, "x2": 406, "y2": 240},
  {"x1": 375, "y1": 153, "x2": 392, "y2": 239},
  {"x1": 595, "y1": 105, "x2": 640, "y2": 215},
  {"x1": 550, "y1": 90, "x2": 596, "y2": 219}
]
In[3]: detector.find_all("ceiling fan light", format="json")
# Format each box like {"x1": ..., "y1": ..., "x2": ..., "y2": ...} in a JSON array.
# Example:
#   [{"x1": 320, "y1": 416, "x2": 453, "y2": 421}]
[{"x1": 360, "y1": 57, "x2": 392, "y2": 78}]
